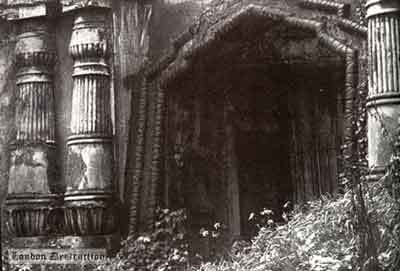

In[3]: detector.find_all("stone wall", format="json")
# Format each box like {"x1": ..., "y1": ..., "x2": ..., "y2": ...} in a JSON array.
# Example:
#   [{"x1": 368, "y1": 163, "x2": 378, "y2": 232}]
[{"x1": 0, "y1": 23, "x2": 15, "y2": 248}]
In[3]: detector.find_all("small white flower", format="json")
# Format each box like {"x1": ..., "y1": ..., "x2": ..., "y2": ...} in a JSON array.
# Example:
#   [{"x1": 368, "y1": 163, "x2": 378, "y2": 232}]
[
  {"x1": 172, "y1": 254, "x2": 180, "y2": 261},
  {"x1": 199, "y1": 228, "x2": 209, "y2": 237},
  {"x1": 214, "y1": 222, "x2": 221, "y2": 229},
  {"x1": 137, "y1": 236, "x2": 151, "y2": 243},
  {"x1": 260, "y1": 208, "x2": 274, "y2": 216},
  {"x1": 248, "y1": 212, "x2": 255, "y2": 221}
]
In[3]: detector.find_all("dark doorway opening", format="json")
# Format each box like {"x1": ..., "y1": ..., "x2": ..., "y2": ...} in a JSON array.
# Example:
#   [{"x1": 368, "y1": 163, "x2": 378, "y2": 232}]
[{"x1": 162, "y1": 19, "x2": 346, "y2": 255}]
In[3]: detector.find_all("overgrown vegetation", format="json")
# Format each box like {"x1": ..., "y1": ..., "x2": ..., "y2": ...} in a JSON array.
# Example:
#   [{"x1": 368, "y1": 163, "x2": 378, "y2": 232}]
[
  {"x1": 96, "y1": 208, "x2": 190, "y2": 271},
  {"x1": 94, "y1": 165, "x2": 400, "y2": 271},
  {"x1": 198, "y1": 194, "x2": 357, "y2": 271},
  {"x1": 194, "y1": 177, "x2": 400, "y2": 271}
]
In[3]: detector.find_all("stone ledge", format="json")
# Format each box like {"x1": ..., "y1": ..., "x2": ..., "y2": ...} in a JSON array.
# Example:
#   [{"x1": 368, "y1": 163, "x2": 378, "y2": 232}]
[
  {"x1": 0, "y1": 0, "x2": 111, "y2": 20},
  {"x1": 2, "y1": 0, "x2": 59, "y2": 20},
  {"x1": 61, "y1": 0, "x2": 111, "y2": 13}
]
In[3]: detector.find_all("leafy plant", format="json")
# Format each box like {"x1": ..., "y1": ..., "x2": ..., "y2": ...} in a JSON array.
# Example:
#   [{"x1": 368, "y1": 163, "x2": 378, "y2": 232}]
[
  {"x1": 96, "y1": 208, "x2": 189, "y2": 271},
  {"x1": 194, "y1": 194, "x2": 358, "y2": 271}
]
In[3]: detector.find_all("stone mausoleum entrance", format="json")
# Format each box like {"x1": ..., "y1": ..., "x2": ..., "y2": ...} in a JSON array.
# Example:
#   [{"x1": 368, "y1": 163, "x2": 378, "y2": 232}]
[
  {"x1": 161, "y1": 12, "x2": 346, "y2": 251},
  {"x1": 0, "y1": 0, "x2": 377, "y2": 268}
]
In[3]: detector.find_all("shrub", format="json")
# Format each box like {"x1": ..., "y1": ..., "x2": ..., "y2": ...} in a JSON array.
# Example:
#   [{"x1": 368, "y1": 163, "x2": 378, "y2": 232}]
[
  {"x1": 96, "y1": 208, "x2": 189, "y2": 271},
  {"x1": 195, "y1": 193, "x2": 358, "y2": 271}
]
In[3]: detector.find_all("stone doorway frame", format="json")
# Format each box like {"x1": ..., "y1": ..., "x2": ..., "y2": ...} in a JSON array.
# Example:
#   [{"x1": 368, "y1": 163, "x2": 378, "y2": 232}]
[{"x1": 124, "y1": 3, "x2": 366, "y2": 236}]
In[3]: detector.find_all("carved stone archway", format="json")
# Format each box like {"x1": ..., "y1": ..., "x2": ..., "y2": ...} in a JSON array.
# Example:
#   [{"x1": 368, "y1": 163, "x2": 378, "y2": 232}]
[{"x1": 125, "y1": 1, "x2": 367, "y2": 245}]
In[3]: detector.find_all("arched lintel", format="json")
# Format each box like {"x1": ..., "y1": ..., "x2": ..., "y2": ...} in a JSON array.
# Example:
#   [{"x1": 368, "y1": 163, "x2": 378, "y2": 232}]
[{"x1": 155, "y1": 4, "x2": 359, "y2": 89}]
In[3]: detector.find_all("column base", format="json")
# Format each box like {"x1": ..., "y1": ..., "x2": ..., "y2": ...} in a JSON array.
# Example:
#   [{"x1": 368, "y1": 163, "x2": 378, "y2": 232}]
[
  {"x1": 64, "y1": 191, "x2": 119, "y2": 235},
  {"x1": 5, "y1": 193, "x2": 63, "y2": 237}
]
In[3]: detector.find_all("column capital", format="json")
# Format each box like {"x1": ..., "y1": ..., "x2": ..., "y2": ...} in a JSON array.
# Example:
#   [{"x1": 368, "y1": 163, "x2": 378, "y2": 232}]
[
  {"x1": 61, "y1": 0, "x2": 111, "y2": 13},
  {"x1": 69, "y1": 9, "x2": 109, "y2": 77},
  {"x1": 366, "y1": 0, "x2": 400, "y2": 18},
  {"x1": 15, "y1": 20, "x2": 56, "y2": 82}
]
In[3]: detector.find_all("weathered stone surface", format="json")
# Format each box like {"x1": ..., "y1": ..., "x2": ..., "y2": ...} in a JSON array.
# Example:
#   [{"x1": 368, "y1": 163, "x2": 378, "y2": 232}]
[
  {"x1": 5, "y1": 194, "x2": 61, "y2": 236},
  {"x1": 3, "y1": 0, "x2": 59, "y2": 20},
  {"x1": 4, "y1": 17, "x2": 61, "y2": 243},
  {"x1": 68, "y1": 9, "x2": 111, "y2": 138},
  {"x1": 65, "y1": 6, "x2": 118, "y2": 238},
  {"x1": 8, "y1": 19, "x2": 58, "y2": 193},
  {"x1": 8, "y1": 146, "x2": 56, "y2": 194},
  {"x1": 367, "y1": 0, "x2": 400, "y2": 178},
  {"x1": 366, "y1": 0, "x2": 400, "y2": 18},
  {"x1": 15, "y1": 22, "x2": 55, "y2": 57},
  {"x1": 0, "y1": 22, "x2": 15, "y2": 260},
  {"x1": 63, "y1": 195, "x2": 117, "y2": 235},
  {"x1": 66, "y1": 143, "x2": 113, "y2": 192},
  {"x1": 134, "y1": 0, "x2": 367, "y2": 245},
  {"x1": 0, "y1": 0, "x2": 371, "y2": 260},
  {"x1": 61, "y1": 0, "x2": 111, "y2": 13},
  {"x1": 66, "y1": 8, "x2": 114, "y2": 193},
  {"x1": 14, "y1": 20, "x2": 57, "y2": 144},
  {"x1": 368, "y1": 104, "x2": 400, "y2": 173}
]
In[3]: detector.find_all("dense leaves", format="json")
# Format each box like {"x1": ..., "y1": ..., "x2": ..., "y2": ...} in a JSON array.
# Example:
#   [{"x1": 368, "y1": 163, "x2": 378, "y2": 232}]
[
  {"x1": 96, "y1": 208, "x2": 189, "y2": 271},
  {"x1": 193, "y1": 176, "x2": 400, "y2": 271},
  {"x1": 195, "y1": 193, "x2": 358, "y2": 271},
  {"x1": 192, "y1": 148, "x2": 400, "y2": 271}
]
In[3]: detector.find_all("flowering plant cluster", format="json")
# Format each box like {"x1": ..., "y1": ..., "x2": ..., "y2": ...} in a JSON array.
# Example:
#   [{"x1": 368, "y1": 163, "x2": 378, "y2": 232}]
[
  {"x1": 195, "y1": 194, "x2": 358, "y2": 271},
  {"x1": 96, "y1": 208, "x2": 189, "y2": 271}
]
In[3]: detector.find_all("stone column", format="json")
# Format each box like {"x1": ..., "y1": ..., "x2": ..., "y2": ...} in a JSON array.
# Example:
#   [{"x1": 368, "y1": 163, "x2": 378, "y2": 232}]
[
  {"x1": 366, "y1": 0, "x2": 400, "y2": 179},
  {"x1": 5, "y1": 19, "x2": 59, "y2": 237},
  {"x1": 64, "y1": 7, "x2": 118, "y2": 236}
]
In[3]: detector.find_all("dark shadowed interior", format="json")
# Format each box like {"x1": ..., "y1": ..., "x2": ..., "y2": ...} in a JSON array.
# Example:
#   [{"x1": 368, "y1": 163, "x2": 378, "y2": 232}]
[{"x1": 162, "y1": 18, "x2": 346, "y2": 254}]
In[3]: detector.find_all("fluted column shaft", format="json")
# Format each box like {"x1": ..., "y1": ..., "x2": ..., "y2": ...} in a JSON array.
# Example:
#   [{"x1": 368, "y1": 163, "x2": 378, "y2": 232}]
[
  {"x1": 367, "y1": 0, "x2": 400, "y2": 179},
  {"x1": 68, "y1": 12, "x2": 112, "y2": 140},
  {"x1": 6, "y1": 19, "x2": 59, "y2": 237},
  {"x1": 64, "y1": 8, "x2": 117, "y2": 236}
]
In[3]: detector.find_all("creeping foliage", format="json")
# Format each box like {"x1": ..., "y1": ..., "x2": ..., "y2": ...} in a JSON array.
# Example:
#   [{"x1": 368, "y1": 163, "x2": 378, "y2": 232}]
[
  {"x1": 96, "y1": 208, "x2": 189, "y2": 271},
  {"x1": 195, "y1": 192, "x2": 358, "y2": 271},
  {"x1": 194, "y1": 172, "x2": 400, "y2": 271}
]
